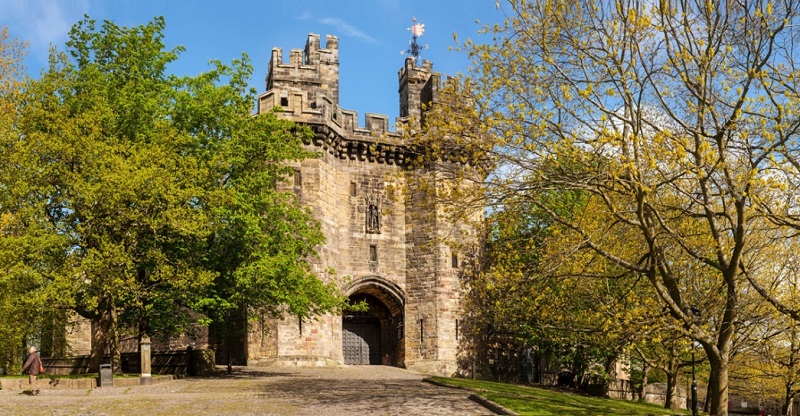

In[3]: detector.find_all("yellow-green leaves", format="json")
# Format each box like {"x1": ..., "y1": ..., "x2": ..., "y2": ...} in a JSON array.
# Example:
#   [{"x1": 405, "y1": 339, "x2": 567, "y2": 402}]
[{"x1": 415, "y1": 1, "x2": 800, "y2": 411}]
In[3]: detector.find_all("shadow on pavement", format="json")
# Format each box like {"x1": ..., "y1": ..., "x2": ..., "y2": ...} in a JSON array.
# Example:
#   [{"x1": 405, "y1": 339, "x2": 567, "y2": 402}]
[{"x1": 194, "y1": 366, "x2": 297, "y2": 379}]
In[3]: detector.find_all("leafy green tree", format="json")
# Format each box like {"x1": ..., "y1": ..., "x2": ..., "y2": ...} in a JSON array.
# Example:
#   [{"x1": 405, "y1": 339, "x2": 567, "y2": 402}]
[
  {"x1": 2, "y1": 17, "x2": 345, "y2": 373},
  {"x1": 414, "y1": 1, "x2": 800, "y2": 414},
  {"x1": 464, "y1": 188, "x2": 656, "y2": 390},
  {"x1": 0, "y1": 25, "x2": 41, "y2": 374}
]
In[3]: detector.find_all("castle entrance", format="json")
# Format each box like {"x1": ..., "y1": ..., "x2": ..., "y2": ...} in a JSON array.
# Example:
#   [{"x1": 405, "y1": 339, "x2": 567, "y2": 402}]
[
  {"x1": 343, "y1": 281, "x2": 404, "y2": 366},
  {"x1": 342, "y1": 307, "x2": 381, "y2": 365}
]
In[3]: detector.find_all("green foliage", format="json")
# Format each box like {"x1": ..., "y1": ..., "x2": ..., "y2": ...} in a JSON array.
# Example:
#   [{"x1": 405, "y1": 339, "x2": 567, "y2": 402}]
[
  {"x1": 466, "y1": 184, "x2": 668, "y2": 386},
  {"x1": 0, "y1": 16, "x2": 345, "y2": 368},
  {"x1": 416, "y1": 1, "x2": 800, "y2": 413},
  {"x1": 0, "y1": 25, "x2": 38, "y2": 374}
]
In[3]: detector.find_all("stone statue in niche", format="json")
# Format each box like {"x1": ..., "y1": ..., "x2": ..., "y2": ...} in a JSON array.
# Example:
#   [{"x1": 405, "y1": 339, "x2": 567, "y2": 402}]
[{"x1": 366, "y1": 193, "x2": 381, "y2": 233}]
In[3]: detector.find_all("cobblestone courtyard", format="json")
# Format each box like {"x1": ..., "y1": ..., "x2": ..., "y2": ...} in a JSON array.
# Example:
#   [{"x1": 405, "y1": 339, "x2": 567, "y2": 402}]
[{"x1": 0, "y1": 366, "x2": 493, "y2": 415}]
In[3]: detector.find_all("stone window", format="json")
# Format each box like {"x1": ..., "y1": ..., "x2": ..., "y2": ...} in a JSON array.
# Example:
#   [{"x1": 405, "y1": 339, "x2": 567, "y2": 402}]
[
  {"x1": 293, "y1": 169, "x2": 302, "y2": 188},
  {"x1": 280, "y1": 96, "x2": 289, "y2": 106},
  {"x1": 350, "y1": 181, "x2": 357, "y2": 197},
  {"x1": 451, "y1": 253, "x2": 458, "y2": 268},
  {"x1": 369, "y1": 244, "x2": 377, "y2": 262}
]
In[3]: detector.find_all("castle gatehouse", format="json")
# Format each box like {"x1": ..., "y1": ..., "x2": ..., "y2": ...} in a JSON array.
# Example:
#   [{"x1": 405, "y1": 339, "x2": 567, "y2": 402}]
[{"x1": 241, "y1": 33, "x2": 467, "y2": 376}]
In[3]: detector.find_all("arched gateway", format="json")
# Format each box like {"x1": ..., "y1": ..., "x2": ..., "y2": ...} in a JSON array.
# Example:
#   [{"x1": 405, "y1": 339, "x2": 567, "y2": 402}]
[
  {"x1": 343, "y1": 277, "x2": 405, "y2": 366},
  {"x1": 241, "y1": 33, "x2": 475, "y2": 376}
]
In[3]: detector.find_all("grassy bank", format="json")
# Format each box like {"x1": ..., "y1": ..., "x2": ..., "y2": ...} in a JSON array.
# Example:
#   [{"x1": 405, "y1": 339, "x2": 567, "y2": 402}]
[{"x1": 429, "y1": 377, "x2": 694, "y2": 416}]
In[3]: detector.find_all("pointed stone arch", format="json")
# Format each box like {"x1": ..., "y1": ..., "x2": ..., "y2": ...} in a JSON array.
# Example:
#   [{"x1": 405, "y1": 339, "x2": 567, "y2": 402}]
[
  {"x1": 344, "y1": 276, "x2": 405, "y2": 315},
  {"x1": 342, "y1": 276, "x2": 406, "y2": 366}
]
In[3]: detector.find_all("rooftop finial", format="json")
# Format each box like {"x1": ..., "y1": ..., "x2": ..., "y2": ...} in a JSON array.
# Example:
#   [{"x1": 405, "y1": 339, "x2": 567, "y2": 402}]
[{"x1": 402, "y1": 17, "x2": 428, "y2": 64}]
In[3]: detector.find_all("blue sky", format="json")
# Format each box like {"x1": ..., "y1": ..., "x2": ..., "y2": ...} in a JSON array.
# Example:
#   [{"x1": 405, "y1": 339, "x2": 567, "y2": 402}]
[{"x1": 1, "y1": 0, "x2": 503, "y2": 125}]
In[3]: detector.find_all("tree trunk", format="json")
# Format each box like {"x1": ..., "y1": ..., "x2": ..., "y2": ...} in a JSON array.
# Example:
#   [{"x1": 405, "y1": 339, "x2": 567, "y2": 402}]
[
  {"x1": 704, "y1": 381, "x2": 712, "y2": 414},
  {"x1": 665, "y1": 367, "x2": 679, "y2": 410},
  {"x1": 639, "y1": 361, "x2": 648, "y2": 402},
  {"x1": 707, "y1": 350, "x2": 730, "y2": 416},
  {"x1": 603, "y1": 354, "x2": 617, "y2": 398},
  {"x1": 109, "y1": 303, "x2": 120, "y2": 374},
  {"x1": 226, "y1": 338, "x2": 232, "y2": 375},
  {"x1": 89, "y1": 295, "x2": 119, "y2": 373},
  {"x1": 660, "y1": 345, "x2": 680, "y2": 410},
  {"x1": 90, "y1": 317, "x2": 108, "y2": 371},
  {"x1": 782, "y1": 384, "x2": 792, "y2": 416}
]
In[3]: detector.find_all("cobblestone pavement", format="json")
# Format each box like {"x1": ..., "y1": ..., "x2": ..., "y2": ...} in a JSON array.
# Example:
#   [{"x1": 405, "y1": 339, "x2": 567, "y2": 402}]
[{"x1": 0, "y1": 365, "x2": 494, "y2": 416}]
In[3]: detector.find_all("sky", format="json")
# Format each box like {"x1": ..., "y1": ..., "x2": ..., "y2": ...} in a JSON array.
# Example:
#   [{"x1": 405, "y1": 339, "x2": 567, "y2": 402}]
[{"x1": 0, "y1": 0, "x2": 504, "y2": 125}]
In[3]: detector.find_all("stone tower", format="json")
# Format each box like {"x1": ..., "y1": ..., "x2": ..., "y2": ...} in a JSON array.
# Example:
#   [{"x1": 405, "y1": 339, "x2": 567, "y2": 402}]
[{"x1": 246, "y1": 33, "x2": 469, "y2": 375}]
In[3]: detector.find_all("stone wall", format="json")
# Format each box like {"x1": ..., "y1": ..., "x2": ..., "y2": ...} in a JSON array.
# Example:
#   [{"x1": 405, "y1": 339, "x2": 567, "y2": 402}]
[
  {"x1": 640, "y1": 382, "x2": 688, "y2": 407},
  {"x1": 0, "y1": 374, "x2": 173, "y2": 390},
  {"x1": 64, "y1": 312, "x2": 92, "y2": 356},
  {"x1": 41, "y1": 348, "x2": 214, "y2": 376}
]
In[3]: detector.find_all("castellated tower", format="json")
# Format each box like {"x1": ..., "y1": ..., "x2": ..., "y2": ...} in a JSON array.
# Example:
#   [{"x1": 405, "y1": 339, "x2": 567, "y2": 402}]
[
  {"x1": 245, "y1": 33, "x2": 471, "y2": 376},
  {"x1": 399, "y1": 57, "x2": 436, "y2": 121}
]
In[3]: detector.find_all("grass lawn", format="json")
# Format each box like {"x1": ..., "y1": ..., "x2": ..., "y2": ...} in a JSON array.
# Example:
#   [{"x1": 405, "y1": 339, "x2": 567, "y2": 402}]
[{"x1": 429, "y1": 377, "x2": 694, "y2": 416}]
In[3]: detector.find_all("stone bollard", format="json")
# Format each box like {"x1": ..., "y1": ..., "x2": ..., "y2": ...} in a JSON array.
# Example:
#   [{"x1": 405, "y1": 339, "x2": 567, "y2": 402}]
[{"x1": 140, "y1": 334, "x2": 152, "y2": 385}]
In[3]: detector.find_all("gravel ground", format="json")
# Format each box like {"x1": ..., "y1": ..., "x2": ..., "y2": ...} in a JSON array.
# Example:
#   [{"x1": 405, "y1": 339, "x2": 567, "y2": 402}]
[{"x1": 0, "y1": 365, "x2": 494, "y2": 416}]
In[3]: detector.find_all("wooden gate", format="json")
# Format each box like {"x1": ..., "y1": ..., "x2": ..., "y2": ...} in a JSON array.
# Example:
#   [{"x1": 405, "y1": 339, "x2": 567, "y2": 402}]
[{"x1": 342, "y1": 316, "x2": 381, "y2": 365}]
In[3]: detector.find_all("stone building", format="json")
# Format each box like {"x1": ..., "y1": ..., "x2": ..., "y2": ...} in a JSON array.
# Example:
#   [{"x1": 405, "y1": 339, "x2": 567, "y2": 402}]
[
  {"x1": 243, "y1": 33, "x2": 470, "y2": 376},
  {"x1": 63, "y1": 33, "x2": 471, "y2": 376}
]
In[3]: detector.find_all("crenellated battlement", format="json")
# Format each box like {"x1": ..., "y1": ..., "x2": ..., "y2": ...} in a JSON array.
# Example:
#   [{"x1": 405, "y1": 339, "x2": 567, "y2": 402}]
[
  {"x1": 257, "y1": 88, "x2": 408, "y2": 164},
  {"x1": 258, "y1": 86, "x2": 405, "y2": 137},
  {"x1": 398, "y1": 57, "x2": 433, "y2": 86},
  {"x1": 398, "y1": 57, "x2": 437, "y2": 120},
  {"x1": 267, "y1": 33, "x2": 340, "y2": 104},
  {"x1": 259, "y1": 33, "x2": 439, "y2": 165},
  {"x1": 269, "y1": 33, "x2": 339, "y2": 67}
]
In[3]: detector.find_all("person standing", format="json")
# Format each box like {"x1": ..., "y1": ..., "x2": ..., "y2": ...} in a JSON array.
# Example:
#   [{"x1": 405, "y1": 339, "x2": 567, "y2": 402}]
[{"x1": 21, "y1": 346, "x2": 43, "y2": 395}]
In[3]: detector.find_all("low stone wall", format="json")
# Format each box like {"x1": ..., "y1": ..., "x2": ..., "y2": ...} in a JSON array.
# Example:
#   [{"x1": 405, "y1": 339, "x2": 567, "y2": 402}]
[
  {"x1": 587, "y1": 380, "x2": 687, "y2": 407},
  {"x1": 642, "y1": 382, "x2": 687, "y2": 407},
  {"x1": 42, "y1": 356, "x2": 93, "y2": 376},
  {"x1": 41, "y1": 348, "x2": 215, "y2": 376},
  {"x1": 0, "y1": 375, "x2": 173, "y2": 390},
  {"x1": 605, "y1": 379, "x2": 637, "y2": 400}
]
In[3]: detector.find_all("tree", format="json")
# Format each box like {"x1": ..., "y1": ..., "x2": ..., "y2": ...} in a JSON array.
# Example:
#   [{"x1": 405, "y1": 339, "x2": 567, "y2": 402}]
[
  {"x1": 0, "y1": 26, "x2": 41, "y2": 374},
  {"x1": 728, "y1": 315, "x2": 800, "y2": 415},
  {"x1": 415, "y1": 1, "x2": 800, "y2": 414},
  {"x1": 461, "y1": 187, "x2": 666, "y2": 394},
  {"x1": 2, "y1": 17, "x2": 345, "y2": 373}
]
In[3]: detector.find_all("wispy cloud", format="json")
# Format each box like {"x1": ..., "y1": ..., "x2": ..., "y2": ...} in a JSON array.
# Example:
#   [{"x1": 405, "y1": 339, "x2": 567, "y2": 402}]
[
  {"x1": 0, "y1": 0, "x2": 89, "y2": 56},
  {"x1": 318, "y1": 17, "x2": 377, "y2": 44}
]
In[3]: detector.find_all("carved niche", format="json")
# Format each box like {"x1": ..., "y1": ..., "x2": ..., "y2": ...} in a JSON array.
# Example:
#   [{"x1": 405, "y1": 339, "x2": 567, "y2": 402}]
[{"x1": 366, "y1": 193, "x2": 381, "y2": 234}]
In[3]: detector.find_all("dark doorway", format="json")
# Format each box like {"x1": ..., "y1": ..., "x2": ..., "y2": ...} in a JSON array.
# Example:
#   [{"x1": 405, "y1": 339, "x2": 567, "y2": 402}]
[
  {"x1": 343, "y1": 292, "x2": 402, "y2": 366},
  {"x1": 343, "y1": 314, "x2": 380, "y2": 365}
]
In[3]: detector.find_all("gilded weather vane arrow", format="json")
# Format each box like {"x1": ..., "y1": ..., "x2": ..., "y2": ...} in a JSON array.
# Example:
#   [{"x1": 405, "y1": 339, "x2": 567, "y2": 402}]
[{"x1": 402, "y1": 17, "x2": 428, "y2": 64}]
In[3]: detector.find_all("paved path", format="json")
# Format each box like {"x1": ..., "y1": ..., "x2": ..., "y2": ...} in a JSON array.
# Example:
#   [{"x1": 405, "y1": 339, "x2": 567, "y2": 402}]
[{"x1": 0, "y1": 365, "x2": 494, "y2": 416}]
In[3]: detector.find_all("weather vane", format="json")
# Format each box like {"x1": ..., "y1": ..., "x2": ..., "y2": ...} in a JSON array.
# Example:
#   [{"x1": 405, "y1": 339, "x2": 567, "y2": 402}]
[{"x1": 402, "y1": 17, "x2": 428, "y2": 64}]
